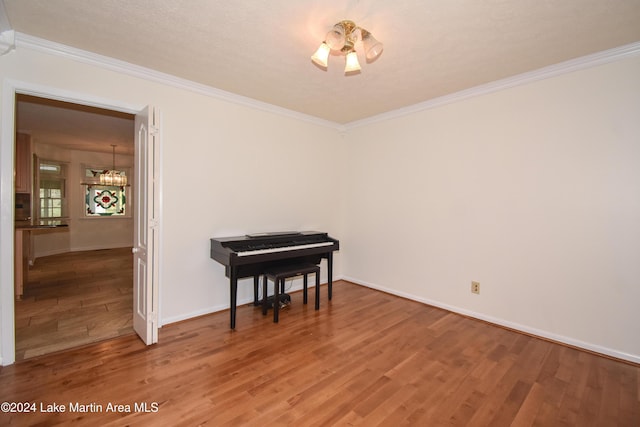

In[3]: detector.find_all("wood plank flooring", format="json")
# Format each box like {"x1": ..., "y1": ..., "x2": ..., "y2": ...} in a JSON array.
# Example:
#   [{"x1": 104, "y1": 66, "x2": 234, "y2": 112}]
[
  {"x1": 14, "y1": 248, "x2": 134, "y2": 361},
  {"x1": 1, "y1": 281, "x2": 638, "y2": 426}
]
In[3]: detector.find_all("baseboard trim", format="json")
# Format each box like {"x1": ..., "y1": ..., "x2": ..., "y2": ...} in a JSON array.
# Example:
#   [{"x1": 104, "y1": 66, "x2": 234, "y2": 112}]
[{"x1": 342, "y1": 276, "x2": 640, "y2": 365}]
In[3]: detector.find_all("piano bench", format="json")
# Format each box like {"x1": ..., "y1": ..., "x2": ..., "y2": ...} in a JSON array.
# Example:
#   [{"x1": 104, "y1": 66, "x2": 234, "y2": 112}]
[{"x1": 262, "y1": 263, "x2": 321, "y2": 323}]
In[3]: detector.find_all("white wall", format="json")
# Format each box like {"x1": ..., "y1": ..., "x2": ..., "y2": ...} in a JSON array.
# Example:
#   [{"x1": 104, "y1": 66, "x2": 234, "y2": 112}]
[
  {"x1": 160, "y1": 98, "x2": 345, "y2": 322},
  {"x1": 343, "y1": 55, "x2": 640, "y2": 361}
]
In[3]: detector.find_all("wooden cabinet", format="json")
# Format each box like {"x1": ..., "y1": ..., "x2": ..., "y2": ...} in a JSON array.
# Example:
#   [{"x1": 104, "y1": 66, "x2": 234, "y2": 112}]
[
  {"x1": 15, "y1": 133, "x2": 32, "y2": 193},
  {"x1": 14, "y1": 229, "x2": 29, "y2": 299}
]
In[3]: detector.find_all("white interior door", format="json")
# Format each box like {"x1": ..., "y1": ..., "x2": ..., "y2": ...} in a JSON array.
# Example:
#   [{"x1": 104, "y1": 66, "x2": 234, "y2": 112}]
[{"x1": 133, "y1": 105, "x2": 160, "y2": 345}]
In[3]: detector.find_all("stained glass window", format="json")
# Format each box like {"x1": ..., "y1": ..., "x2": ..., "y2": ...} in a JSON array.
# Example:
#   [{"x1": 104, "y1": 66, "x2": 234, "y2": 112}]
[{"x1": 84, "y1": 168, "x2": 127, "y2": 217}]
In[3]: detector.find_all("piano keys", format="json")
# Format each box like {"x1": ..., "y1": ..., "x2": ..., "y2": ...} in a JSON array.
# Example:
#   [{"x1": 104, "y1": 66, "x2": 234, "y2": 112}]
[{"x1": 210, "y1": 231, "x2": 339, "y2": 329}]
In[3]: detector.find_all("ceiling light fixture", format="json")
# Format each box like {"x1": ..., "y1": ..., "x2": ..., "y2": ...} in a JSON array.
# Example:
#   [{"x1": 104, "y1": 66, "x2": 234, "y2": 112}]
[
  {"x1": 100, "y1": 145, "x2": 127, "y2": 186},
  {"x1": 311, "y1": 20, "x2": 383, "y2": 74}
]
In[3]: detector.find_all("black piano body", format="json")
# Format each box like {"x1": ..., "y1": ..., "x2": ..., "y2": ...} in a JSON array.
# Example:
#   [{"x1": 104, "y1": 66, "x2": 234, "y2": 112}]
[{"x1": 210, "y1": 231, "x2": 339, "y2": 328}]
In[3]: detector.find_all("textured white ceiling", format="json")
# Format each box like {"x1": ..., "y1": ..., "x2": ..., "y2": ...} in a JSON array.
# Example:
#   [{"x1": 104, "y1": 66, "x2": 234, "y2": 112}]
[{"x1": 4, "y1": 0, "x2": 640, "y2": 151}]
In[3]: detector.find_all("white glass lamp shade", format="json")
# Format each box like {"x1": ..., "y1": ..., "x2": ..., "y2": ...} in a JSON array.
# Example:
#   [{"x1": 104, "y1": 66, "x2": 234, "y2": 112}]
[
  {"x1": 362, "y1": 32, "x2": 384, "y2": 61},
  {"x1": 311, "y1": 42, "x2": 331, "y2": 67},
  {"x1": 344, "y1": 51, "x2": 361, "y2": 73},
  {"x1": 348, "y1": 27, "x2": 362, "y2": 45},
  {"x1": 325, "y1": 24, "x2": 346, "y2": 50}
]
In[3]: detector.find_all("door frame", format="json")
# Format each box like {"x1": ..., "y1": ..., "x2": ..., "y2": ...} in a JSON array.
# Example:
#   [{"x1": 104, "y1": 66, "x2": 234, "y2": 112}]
[{"x1": 0, "y1": 79, "x2": 161, "y2": 365}]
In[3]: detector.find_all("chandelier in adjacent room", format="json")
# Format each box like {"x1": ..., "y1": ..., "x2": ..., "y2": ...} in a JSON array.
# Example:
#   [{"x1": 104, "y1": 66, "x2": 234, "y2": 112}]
[{"x1": 100, "y1": 145, "x2": 127, "y2": 186}]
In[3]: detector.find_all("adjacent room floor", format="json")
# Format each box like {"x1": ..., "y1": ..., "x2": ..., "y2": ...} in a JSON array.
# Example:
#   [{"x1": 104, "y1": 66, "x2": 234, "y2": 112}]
[{"x1": 14, "y1": 247, "x2": 134, "y2": 361}]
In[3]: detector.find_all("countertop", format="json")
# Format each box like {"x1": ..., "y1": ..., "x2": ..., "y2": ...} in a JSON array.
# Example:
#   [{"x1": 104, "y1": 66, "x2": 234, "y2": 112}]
[{"x1": 15, "y1": 219, "x2": 69, "y2": 230}]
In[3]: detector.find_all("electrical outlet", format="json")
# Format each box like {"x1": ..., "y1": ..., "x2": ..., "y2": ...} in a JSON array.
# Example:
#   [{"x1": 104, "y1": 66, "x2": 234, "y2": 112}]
[{"x1": 471, "y1": 281, "x2": 480, "y2": 294}]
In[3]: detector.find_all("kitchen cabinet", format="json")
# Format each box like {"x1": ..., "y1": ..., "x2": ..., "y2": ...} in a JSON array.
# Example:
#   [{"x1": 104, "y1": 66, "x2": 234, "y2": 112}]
[
  {"x1": 14, "y1": 228, "x2": 29, "y2": 299},
  {"x1": 14, "y1": 221, "x2": 69, "y2": 299},
  {"x1": 15, "y1": 133, "x2": 31, "y2": 193}
]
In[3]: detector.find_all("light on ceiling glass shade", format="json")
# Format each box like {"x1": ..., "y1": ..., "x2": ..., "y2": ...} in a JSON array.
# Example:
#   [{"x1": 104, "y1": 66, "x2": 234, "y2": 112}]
[
  {"x1": 325, "y1": 24, "x2": 346, "y2": 50},
  {"x1": 362, "y1": 32, "x2": 384, "y2": 61},
  {"x1": 311, "y1": 42, "x2": 331, "y2": 67},
  {"x1": 311, "y1": 20, "x2": 381, "y2": 74},
  {"x1": 344, "y1": 51, "x2": 361, "y2": 73}
]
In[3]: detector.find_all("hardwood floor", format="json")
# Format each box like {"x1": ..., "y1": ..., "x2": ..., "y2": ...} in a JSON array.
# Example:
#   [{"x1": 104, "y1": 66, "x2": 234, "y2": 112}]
[
  {"x1": 14, "y1": 248, "x2": 134, "y2": 361},
  {"x1": 1, "y1": 281, "x2": 638, "y2": 426}
]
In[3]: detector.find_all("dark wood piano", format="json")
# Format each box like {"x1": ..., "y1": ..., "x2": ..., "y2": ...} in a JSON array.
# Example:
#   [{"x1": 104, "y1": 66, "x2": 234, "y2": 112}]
[{"x1": 210, "y1": 231, "x2": 340, "y2": 329}]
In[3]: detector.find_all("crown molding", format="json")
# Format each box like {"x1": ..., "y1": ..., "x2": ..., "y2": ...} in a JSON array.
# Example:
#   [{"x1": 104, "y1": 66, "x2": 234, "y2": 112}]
[
  {"x1": 14, "y1": 32, "x2": 344, "y2": 131},
  {"x1": 0, "y1": 30, "x2": 14, "y2": 55},
  {"x1": 13, "y1": 32, "x2": 640, "y2": 134},
  {"x1": 345, "y1": 40, "x2": 640, "y2": 130}
]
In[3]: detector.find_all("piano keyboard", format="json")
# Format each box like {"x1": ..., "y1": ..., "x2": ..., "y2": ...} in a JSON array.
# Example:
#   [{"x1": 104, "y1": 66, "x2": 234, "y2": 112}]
[{"x1": 236, "y1": 241, "x2": 334, "y2": 257}]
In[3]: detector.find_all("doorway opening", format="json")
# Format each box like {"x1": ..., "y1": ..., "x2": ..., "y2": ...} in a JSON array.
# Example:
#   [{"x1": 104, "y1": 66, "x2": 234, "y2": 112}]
[{"x1": 14, "y1": 94, "x2": 136, "y2": 360}]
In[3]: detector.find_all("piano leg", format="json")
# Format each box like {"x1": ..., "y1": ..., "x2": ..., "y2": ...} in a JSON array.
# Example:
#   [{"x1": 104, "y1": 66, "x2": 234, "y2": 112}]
[
  {"x1": 230, "y1": 268, "x2": 238, "y2": 329},
  {"x1": 303, "y1": 274, "x2": 308, "y2": 304},
  {"x1": 253, "y1": 275, "x2": 260, "y2": 305},
  {"x1": 328, "y1": 252, "x2": 334, "y2": 300},
  {"x1": 274, "y1": 278, "x2": 280, "y2": 323},
  {"x1": 315, "y1": 269, "x2": 320, "y2": 309}
]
